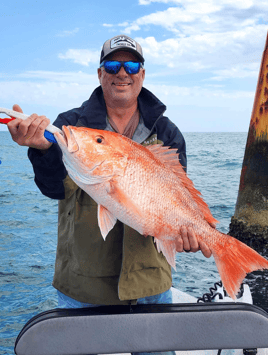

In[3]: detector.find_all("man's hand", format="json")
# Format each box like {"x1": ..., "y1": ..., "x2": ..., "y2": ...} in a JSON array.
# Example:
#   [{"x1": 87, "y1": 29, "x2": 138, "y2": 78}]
[
  {"x1": 175, "y1": 226, "x2": 212, "y2": 258},
  {"x1": 7, "y1": 104, "x2": 52, "y2": 150}
]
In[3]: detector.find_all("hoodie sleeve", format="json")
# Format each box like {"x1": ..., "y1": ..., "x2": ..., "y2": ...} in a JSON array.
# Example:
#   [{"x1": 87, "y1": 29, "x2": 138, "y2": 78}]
[
  {"x1": 27, "y1": 109, "x2": 81, "y2": 200},
  {"x1": 28, "y1": 143, "x2": 67, "y2": 199}
]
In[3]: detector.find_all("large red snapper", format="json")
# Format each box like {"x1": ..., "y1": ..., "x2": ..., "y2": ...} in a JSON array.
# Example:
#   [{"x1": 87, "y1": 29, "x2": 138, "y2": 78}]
[{"x1": 55, "y1": 126, "x2": 268, "y2": 300}]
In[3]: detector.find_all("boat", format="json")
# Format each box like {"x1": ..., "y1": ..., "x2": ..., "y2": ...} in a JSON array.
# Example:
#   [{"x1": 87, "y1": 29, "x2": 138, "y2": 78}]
[{"x1": 14, "y1": 282, "x2": 268, "y2": 355}]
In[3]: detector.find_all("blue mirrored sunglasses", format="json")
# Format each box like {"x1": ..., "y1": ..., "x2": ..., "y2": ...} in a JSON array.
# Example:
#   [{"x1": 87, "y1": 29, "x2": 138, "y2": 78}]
[{"x1": 100, "y1": 60, "x2": 144, "y2": 75}]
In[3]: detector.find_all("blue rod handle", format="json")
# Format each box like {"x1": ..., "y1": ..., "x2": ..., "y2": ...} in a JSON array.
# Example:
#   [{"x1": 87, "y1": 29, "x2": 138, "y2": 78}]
[{"x1": 44, "y1": 130, "x2": 58, "y2": 144}]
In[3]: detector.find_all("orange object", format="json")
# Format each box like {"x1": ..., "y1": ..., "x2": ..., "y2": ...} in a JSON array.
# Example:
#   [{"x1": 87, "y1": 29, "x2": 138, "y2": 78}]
[
  {"x1": 233, "y1": 31, "x2": 268, "y2": 231},
  {"x1": 55, "y1": 126, "x2": 268, "y2": 299}
]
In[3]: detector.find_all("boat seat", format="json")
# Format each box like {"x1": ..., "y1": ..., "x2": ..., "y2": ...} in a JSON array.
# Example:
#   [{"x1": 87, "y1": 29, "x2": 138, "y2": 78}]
[{"x1": 14, "y1": 302, "x2": 268, "y2": 355}]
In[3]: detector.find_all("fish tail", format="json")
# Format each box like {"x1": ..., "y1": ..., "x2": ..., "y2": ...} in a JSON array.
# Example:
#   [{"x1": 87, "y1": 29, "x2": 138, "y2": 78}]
[{"x1": 212, "y1": 233, "x2": 268, "y2": 299}]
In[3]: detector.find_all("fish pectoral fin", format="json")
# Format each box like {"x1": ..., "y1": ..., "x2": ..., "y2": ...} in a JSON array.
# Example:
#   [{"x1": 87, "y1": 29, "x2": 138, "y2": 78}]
[
  {"x1": 108, "y1": 181, "x2": 142, "y2": 219},
  {"x1": 98, "y1": 204, "x2": 117, "y2": 240}
]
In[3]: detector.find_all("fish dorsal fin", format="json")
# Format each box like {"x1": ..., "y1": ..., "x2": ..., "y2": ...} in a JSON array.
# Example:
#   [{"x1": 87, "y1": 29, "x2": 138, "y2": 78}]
[{"x1": 146, "y1": 144, "x2": 218, "y2": 227}]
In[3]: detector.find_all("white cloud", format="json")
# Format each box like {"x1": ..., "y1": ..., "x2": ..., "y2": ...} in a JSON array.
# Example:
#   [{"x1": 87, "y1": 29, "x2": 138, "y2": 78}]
[
  {"x1": 139, "y1": 0, "x2": 171, "y2": 4},
  {"x1": 52, "y1": 0, "x2": 267, "y2": 82},
  {"x1": 209, "y1": 64, "x2": 259, "y2": 81},
  {"x1": 144, "y1": 81, "x2": 255, "y2": 131},
  {"x1": 0, "y1": 70, "x2": 100, "y2": 131},
  {"x1": 124, "y1": 7, "x2": 194, "y2": 34},
  {"x1": 124, "y1": 24, "x2": 141, "y2": 34},
  {"x1": 137, "y1": 25, "x2": 266, "y2": 78},
  {"x1": 58, "y1": 49, "x2": 100, "y2": 66},
  {"x1": 146, "y1": 83, "x2": 254, "y2": 107},
  {"x1": 18, "y1": 70, "x2": 98, "y2": 84},
  {"x1": 118, "y1": 22, "x2": 129, "y2": 27},
  {"x1": 0, "y1": 71, "x2": 100, "y2": 109},
  {"x1": 138, "y1": 0, "x2": 263, "y2": 9},
  {"x1": 96, "y1": 0, "x2": 267, "y2": 82},
  {"x1": 121, "y1": 0, "x2": 268, "y2": 34},
  {"x1": 0, "y1": 70, "x2": 253, "y2": 112},
  {"x1": 0, "y1": 70, "x2": 255, "y2": 132},
  {"x1": 56, "y1": 28, "x2": 79, "y2": 37}
]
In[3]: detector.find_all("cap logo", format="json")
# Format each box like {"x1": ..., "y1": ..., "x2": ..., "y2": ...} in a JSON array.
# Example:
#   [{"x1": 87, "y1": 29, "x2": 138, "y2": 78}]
[{"x1": 111, "y1": 36, "x2": 137, "y2": 50}]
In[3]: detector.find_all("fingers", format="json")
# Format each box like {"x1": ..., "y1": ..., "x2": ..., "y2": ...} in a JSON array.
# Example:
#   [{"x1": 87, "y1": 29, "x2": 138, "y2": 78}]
[
  {"x1": 20, "y1": 114, "x2": 49, "y2": 140},
  {"x1": 177, "y1": 226, "x2": 212, "y2": 258},
  {"x1": 180, "y1": 226, "x2": 190, "y2": 251},
  {"x1": 181, "y1": 226, "x2": 199, "y2": 252},
  {"x1": 175, "y1": 235, "x2": 183, "y2": 252},
  {"x1": 7, "y1": 118, "x2": 25, "y2": 140},
  {"x1": 7, "y1": 114, "x2": 35, "y2": 142},
  {"x1": 7, "y1": 104, "x2": 24, "y2": 137},
  {"x1": 12, "y1": 104, "x2": 23, "y2": 114},
  {"x1": 7, "y1": 113, "x2": 52, "y2": 150},
  {"x1": 199, "y1": 241, "x2": 212, "y2": 258}
]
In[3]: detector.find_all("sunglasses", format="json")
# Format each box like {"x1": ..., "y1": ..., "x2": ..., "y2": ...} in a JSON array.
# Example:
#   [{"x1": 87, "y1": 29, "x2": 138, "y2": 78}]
[{"x1": 100, "y1": 60, "x2": 144, "y2": 75}]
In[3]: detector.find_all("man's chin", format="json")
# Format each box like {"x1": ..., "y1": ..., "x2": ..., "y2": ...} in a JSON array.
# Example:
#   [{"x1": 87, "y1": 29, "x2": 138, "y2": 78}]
[
  {"x1": 102, "y1": 86, "x2": 142, "y2": 107},
  {"x1": 111, "y1": 92, "x2": 132, "y2": 104}
]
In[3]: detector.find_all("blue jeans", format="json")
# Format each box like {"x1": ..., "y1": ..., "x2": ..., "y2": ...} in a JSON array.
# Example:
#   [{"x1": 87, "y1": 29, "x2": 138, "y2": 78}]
[{"x1": 57, "y1": 289, "x2": 176, "y2": 355}]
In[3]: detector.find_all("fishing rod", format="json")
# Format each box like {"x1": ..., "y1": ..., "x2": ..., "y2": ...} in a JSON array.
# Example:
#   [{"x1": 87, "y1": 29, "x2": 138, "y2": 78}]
[{"x1": 0, "y1": 107, "x2": 61, "y2": 144}]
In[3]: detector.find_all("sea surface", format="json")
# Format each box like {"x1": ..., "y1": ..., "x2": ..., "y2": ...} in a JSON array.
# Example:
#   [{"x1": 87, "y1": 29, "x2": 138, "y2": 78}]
[{"x1": 0, "y1": 131, "x2": 267, "y2": 354}]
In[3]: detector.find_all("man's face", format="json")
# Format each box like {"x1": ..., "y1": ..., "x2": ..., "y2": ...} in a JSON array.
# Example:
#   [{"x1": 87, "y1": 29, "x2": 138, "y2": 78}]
[{"x1": 97, "y1": 51, "x2": 145, "y2": 108}]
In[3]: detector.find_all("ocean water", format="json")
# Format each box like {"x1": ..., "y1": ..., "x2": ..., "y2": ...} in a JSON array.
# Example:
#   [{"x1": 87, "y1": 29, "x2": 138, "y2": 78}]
[{"x1": 0, "y1": 131, "x2": 264, "y2": 354}]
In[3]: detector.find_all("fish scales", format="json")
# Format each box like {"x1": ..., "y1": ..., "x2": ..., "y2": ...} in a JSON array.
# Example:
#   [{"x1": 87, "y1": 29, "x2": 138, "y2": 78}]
[
  {"x1": 125, "y1": 152, "x2": 178, "y2": 235},
  {"x1": 119, "y1": 144, "x2": 201, "y2": 237},
  {"x1": 55, "y1": 126, "x2": 268, "y2": 299}
]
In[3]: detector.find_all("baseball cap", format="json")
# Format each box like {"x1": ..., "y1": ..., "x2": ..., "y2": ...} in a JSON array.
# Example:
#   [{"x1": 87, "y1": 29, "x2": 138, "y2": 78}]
[{"x1": 100, "y1": 34, "x2": 145, "y2": 64}]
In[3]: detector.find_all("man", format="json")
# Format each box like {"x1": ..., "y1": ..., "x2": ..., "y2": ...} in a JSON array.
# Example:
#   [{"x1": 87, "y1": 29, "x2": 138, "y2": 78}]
[{"x1": 8, "y1": 34, "x2": 211, "y2": 353}]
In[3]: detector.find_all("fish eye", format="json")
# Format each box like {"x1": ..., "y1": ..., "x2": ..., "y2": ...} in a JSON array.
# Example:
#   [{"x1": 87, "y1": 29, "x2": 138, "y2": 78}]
[{"x1": 96, "y1": 136, "x2": 103, "y2": 143}]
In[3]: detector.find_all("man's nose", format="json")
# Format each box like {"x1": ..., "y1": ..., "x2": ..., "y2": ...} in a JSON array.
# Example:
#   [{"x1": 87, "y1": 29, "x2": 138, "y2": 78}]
[{"x1": 116, "y1": 65, "x2": 128, "y2": 77}]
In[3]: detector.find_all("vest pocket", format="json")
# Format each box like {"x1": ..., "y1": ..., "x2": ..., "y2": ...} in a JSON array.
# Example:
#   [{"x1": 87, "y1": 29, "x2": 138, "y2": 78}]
[{"x1": 65, "y1": 189, "x2": 124, "y2": 277}]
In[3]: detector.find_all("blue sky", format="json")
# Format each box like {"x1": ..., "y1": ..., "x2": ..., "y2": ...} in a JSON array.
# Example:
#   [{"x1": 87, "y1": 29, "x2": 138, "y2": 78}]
[{"x1": 1, "y1": 0, "x2": 268, "y2": 132}]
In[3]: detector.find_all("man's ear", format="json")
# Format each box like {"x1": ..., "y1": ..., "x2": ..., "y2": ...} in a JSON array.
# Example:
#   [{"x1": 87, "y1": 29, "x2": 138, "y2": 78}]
[
  {"x1": 141, "y1": 68, "x2": 145, "y2": 81},
  {"x1": 97, "y1": 68, "x2": 102, "y2": 83}
]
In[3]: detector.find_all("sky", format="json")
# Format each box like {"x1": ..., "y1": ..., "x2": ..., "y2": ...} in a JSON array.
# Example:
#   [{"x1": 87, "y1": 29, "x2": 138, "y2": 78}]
[{"x1": 1, "y1": 0, "x2": 268, "y2": 132}]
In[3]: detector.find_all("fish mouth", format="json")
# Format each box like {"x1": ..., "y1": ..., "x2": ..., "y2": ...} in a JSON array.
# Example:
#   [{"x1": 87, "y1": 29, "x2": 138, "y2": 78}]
[
  {"x1": 54, "y1": 129, "x2": 67, "y2": 147},
  {"x1": 55, "y1": 126, "x2": 79, "y2": 153}
]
